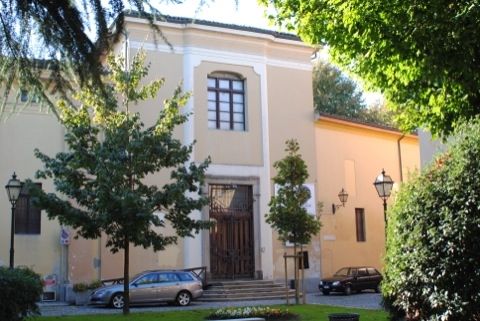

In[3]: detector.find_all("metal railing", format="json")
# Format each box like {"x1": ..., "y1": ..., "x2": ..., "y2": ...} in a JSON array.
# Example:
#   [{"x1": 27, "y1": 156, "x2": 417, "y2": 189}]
[{"x1": 183, "y1": 266, "x2": 208, "y2": 288}]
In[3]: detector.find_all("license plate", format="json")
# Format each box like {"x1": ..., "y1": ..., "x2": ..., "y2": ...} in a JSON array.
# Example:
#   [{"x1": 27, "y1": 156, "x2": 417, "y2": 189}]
[{"x1": 324, "y1": 286, "x2": 330, "y2": 289}]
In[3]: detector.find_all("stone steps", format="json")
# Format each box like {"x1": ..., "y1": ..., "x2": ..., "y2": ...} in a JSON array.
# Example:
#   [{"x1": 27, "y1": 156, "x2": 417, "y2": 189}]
[{"x1": 199, "y1": 280, "x2": 297, "y2": 302}]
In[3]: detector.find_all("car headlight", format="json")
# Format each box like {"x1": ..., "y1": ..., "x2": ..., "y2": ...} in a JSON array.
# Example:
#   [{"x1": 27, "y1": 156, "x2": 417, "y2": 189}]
[
  {"x1": 319, "y1": 281, "x2": 323, "y2": 285},
  {"x1": 332, "y1": 281, "x2": 340, "y2": 286}
]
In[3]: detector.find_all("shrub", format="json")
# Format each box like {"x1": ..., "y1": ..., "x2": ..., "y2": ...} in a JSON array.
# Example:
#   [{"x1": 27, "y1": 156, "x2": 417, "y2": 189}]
[
  {"x1": 0, "y1": 266, "x2": 43, "y2": 321},
  {"x1": 206, "y1": 306, "x2": 298, "y2": 320},
  {"x1": 383, "y1": 117, "x2": 480, "y2": 321}
]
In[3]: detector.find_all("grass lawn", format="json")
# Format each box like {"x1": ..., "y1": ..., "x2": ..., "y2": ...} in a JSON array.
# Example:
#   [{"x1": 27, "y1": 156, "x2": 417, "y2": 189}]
[{"x1": 34, "y1": 304, "x2": 388, "y2": 321}]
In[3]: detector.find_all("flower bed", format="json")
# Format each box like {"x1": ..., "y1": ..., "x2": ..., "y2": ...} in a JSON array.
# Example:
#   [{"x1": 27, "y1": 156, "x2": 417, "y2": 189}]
[{"x1": 206, "y1": 306, "x2": 299, "y2": 321}]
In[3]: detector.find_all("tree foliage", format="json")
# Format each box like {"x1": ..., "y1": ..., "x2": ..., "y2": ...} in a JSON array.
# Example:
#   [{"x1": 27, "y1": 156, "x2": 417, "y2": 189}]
[
  {"x1": 28, "y1": 51, "x2": 211, "y2": 314},
  {"x1": 260, "y1": 0, "x2": 480, "y2": 138},
  {"x1": 313, "y1": 59, "x2": 396, "y2": 127},
  {"x1": 0, "y1": 0, "x2": 183, "y2": 115},
  {"x1": 360, "y1": 99, "x2": 398, "y2": 128},
  {"x1": 383, "y1": 117, "x2": 480, "y2": 320},
  {"x1": 266, "y1": 139, "x2": 321, "y2": 246},
  {"x1": 266, "y1": 139, "x2": 320, "y2": 305},
  {"x1": 314, "y1": 60, "x2": 397, "y2": 127},
  {"x1": 313, "y1": 59, "x2": 365, "y2": 117}
]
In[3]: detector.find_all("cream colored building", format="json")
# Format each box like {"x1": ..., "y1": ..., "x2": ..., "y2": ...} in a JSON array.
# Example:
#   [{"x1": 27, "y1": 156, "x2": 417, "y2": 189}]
[{"x1": 0, "y1": 15, "x2": 419, "y2": 301}]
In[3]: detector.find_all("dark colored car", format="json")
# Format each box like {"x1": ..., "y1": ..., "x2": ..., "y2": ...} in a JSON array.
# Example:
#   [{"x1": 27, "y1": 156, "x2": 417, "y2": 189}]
[
  {"x1": 319, "y1": 266, "x2": 382, "y2": 295},
  {"x1": 90, "y1": 270, "x2": 203, "y2": 309}
]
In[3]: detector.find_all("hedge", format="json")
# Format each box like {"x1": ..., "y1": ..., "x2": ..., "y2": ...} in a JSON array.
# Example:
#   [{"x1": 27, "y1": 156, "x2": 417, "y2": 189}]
[
  {"x1": 383, "y1": 117, "x2": 480, "y2": 321},
  {"x1": 0, "y1": 266, "x2": 43, "y2": 321}
]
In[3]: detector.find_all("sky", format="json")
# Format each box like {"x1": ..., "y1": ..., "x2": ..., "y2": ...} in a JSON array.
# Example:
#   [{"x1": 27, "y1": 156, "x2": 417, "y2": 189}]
[{"x1": 156, "y1": 0, "x2": 276, "y2": 30}]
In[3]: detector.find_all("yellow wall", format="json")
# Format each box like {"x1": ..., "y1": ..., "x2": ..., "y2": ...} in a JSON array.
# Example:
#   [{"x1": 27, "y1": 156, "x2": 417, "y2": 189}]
[
  {"x1": 0, "y1": 106, "x2": 66, "y2": 279},
  {"x1": 265, "y1": 65, "x2": 320, "y2": 283},
  {"x1": 194, "y1": 62, "x2": 263, "y2": 166},
  {"x1": 315, "y1": 116, "x2": 420, "y2": 277}
]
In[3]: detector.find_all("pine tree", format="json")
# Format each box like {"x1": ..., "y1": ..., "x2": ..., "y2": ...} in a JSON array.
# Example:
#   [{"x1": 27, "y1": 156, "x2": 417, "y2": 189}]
[{"x1": 0, "y1": 1, "x2": 162, "y2": 113}]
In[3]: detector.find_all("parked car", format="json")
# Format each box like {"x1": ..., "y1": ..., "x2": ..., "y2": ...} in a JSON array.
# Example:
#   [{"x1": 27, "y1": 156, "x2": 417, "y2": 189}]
[
  {"x1": 318, "y1": 266, "x2": 382, "y2": 295},
  {"x1": 90, "y1": 270, "x2": 203, "y2": 308}
]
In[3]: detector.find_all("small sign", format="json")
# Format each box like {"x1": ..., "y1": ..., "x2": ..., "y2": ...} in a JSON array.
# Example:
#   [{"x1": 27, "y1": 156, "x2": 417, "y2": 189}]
[
  {"x1": 274, "y1": 183, "x2": 316, "y2": 247},
  {"x1": 303, "y1": 183, "x2": 316, "y2": 216},
  {"x1": 42, "y1": 274, "x2": 57, "y2": 302},
  {"x1": 60, "y1": 228, "x2": 70, "y2": 245}
]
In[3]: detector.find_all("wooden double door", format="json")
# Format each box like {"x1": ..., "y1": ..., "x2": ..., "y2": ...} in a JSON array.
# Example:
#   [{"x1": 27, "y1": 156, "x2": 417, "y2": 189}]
[{"x1": 209, "y1": 184, "x2": 254, "y2": 280}]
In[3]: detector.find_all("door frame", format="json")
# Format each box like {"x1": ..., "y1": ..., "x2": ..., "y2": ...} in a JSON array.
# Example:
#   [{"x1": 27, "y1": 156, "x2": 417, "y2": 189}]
[{"x1": 201, "y1": 176, "x2": 262, "y2": 280}]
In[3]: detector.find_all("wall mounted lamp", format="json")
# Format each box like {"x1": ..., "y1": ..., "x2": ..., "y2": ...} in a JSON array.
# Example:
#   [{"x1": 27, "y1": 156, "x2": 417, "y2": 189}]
[{"x1": 332, "y1": 188, "x2": 348, "y2": 214}]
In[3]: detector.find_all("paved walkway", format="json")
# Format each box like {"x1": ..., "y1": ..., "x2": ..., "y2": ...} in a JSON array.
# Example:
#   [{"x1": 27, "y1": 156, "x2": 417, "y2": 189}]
[{"x1": 39, "y1": 292, "x2": 383, "y2": 316}]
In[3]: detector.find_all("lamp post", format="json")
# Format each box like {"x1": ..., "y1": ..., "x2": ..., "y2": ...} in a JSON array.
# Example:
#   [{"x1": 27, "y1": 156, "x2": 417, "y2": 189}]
[
  {"x1": 332, "y1": 188, "x2": 349, "y2": 214},
  {"x1": 5, "y1": 172, "x2": 22, "y2": 269},
  {"x1": 373, "y1": 169, "x2": 394, "y2": 224}
]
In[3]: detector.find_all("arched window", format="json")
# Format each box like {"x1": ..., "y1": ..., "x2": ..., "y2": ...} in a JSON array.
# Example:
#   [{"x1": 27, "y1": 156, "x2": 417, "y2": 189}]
[{"x1": 207, "y1": 72, "x2": 245, "y2": 131}]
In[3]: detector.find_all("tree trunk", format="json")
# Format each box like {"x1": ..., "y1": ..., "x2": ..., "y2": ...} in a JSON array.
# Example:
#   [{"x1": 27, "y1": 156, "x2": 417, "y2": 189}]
[
  {"x1": 300, "y1": 244, "x2": 306, "y2": 304},
  {"x1": 122, "y1": 235, "x2": 130, "y2": 315},
  {"x1": 293, "y1": 243, "x2": 299, "y2": 304}
]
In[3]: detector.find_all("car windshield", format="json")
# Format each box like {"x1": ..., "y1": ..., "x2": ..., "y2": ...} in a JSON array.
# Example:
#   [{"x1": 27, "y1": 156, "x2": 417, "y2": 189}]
[
  {"x1": 334, "y1": 268, "x2": 350, "y2": 277},
  {"x1": 130, "y1": 272, "x2": 146, "y2": 283}
]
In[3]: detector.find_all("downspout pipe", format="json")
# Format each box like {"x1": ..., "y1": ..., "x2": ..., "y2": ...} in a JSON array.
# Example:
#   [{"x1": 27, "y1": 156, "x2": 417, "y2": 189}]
[{"x1": 397, "y1": 134, "x2": 405, "y2": 182}]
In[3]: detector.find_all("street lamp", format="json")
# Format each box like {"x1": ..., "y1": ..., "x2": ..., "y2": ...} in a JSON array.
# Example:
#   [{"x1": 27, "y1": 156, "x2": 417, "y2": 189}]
[
  {"x1": 373, "y1": 169, "x2": 394, "y2": 223},
  {"x1": 332, "y1": 188, "x2": 349, "y2": 214},
  {"x1": 5, "y1": 172, "x2": 22, "y2": 269}
]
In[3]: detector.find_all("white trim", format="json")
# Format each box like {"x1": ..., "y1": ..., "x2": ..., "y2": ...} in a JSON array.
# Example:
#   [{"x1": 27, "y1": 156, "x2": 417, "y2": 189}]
[
  {"x1": 205, "y1": 164, "x2": 264, "y2": 177},
  {"x1": 182, "y1": 49, "x2": 203, "y2": 269},
  {"x1": 258, "y1": 61, "x2": 274, "y2": 280},
  {"x1": 129, "y1": 41, "x2": 312, "y2": 71}
]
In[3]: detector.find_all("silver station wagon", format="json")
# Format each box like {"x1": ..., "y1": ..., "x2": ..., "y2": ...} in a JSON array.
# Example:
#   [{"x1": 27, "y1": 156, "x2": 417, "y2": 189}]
[{"x1": 90, "y1": 270, "x2": 203, "y2": 308}]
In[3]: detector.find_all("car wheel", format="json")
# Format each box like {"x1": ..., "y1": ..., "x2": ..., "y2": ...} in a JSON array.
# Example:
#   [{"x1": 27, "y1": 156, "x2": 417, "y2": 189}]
[
  {"x1": 345, "y1": 285, "x2": 352, "y2": 296},
  {"x1": 322, "y1": 290, "x2": 330, "y2": 295},
  {"x1": 110, "y1": 293, "x2": 124, "y2": 309},
  {"x1": 176, "y1": 291, "x2": 192, "y2": 306}
]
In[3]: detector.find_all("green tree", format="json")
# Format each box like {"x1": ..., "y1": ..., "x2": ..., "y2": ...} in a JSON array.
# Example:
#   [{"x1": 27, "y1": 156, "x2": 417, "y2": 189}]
[
  {"x1": 359, "y1": 99, "x2": 398, "y2": 128},
  {"x1": 266, "y1": 139, "x2": 321, "y2": 304},
  {"x1": 260, "y1": 0, "x2": 480, "y2": 138},
  {"x1": 313, "y1": 59, "x2": 365, "y2": 118},
  {"x1": 382, "y1": 117, "x2": 480, "y2": 320},
  {"x1": 28, "y1": 51, "x2": 211, "y2": 315},
  {"x1": 314, "y1": 60, "x2": 397, "y2": 127}
]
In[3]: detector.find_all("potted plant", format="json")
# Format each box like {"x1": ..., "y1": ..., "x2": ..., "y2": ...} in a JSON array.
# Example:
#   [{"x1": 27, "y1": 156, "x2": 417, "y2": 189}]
[{"x1": 73, "y1": 280, "x2": 102, "y2": 305}]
